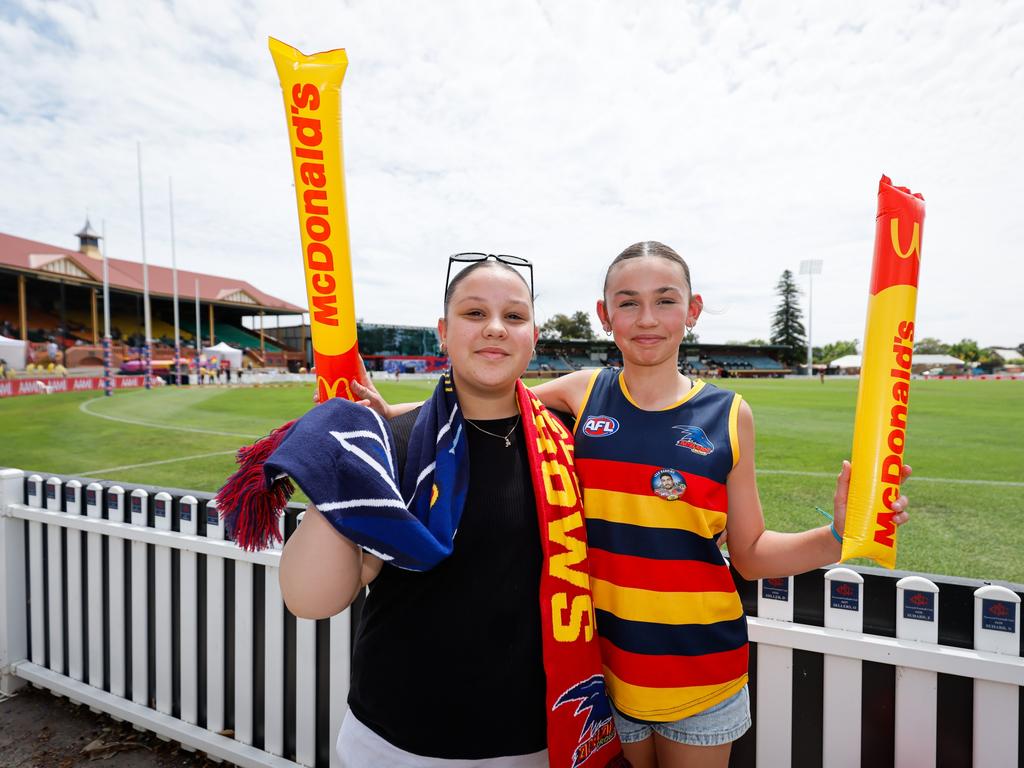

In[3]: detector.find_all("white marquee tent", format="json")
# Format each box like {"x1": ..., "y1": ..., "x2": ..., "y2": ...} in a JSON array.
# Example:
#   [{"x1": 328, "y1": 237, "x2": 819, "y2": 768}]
[
  {"x1": 0, "y1": 335, "x2": 27, "y2": 369},
  {"x1": 202, "y1": 342, "x2": 243, "y2": 370}
]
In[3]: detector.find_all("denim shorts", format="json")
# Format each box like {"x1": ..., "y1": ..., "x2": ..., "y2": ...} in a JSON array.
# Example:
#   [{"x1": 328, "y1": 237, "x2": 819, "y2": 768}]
[{"x1": 612, "y1": 685, "x2": 751, "y2": 747}]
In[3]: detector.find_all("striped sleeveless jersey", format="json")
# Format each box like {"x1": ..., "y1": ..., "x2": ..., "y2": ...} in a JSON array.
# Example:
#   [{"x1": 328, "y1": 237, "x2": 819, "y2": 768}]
[{"x1": 574, "y1": 368, "x2": 748, "y2": 721}]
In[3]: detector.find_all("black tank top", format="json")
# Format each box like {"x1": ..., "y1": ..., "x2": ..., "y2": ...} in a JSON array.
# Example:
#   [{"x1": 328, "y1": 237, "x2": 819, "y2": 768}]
[{"x1": 347, "y1": 406, "x2": 572, "y2": 759}]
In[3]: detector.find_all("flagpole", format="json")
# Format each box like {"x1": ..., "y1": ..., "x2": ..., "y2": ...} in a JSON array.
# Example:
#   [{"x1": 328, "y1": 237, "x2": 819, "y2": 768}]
[
  {"x1": 195, "y1": 278, "x2": 201, "y2": 385},
  {"x1": 102, "y1": 220, "x2": 112, "y2": 397},
  {"x1": 169, "y1": 177, "x2": 181, "y2": 387},
  {"x1": 137, "y1": 142, "x2": 153, "y2": 390}
]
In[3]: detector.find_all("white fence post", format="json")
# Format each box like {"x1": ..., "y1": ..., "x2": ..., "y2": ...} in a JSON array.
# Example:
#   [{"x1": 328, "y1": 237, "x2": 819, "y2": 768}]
[
  {"x1": 153, "y1": 491, "x2": 173, "y2": 718},
  {"x1": 26, "y1": 475, "x2": 44, "y2": 668},
  {"x1": 85, "y1": 482, "x2": 105, "y2": 698},
  {"x1": 894, "y1": 575, "x2": 939, "y2": 767},
  {"x1": 265, "y1": 515, "x2": 285, "y2": 757},
  {"x1": 130, "y1": 488, "x2": 149, "y2": 713},
  {"x1": 235, "y1": 542, "x2": 255, "y2": 746},
  {"x1": 295, "y1": 510, "x2": 317, "y2": 767},
  {"x1": 107, "y1": 486, "x2": 126, "y2": 699},
  {"x1": 65, "y1": 480, "x2": 84, "y2": 683},
  {"x1": 205, "y1": 499, "x2": 226, "y2": 736},
  {"x1": 823, "y1": 567, "x2": 864, "y2": 768},
  {"x1": 179, "y1": 495, "x2": 199, "y2": 729},
  {"x1": 45, "y1": 476, "x2": 65, "y2": 677},
  {"x1": 972, "y1": 584, "x2": 1021, "y2": 768},
  {"x1": 296, "y1": 616, "x2": 317, "y2": 767},
  {"x1": 0, "y1": 468, "x2": 28, "y2": 695},
  {"x1": 328, "y1": 609, "x2": 350, "y2": 768},
  {"x1": 756, "y1": 576, "x2": 794, "y2": 765}
]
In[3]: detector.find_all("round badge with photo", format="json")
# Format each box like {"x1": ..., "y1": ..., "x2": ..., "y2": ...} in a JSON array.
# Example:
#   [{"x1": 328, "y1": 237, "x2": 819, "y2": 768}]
[{"x1": 652, "y1": 468, "x2": 686, "y2": 501}]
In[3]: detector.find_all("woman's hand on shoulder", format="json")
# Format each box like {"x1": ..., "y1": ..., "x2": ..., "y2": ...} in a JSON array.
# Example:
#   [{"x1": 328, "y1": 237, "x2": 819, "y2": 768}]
[
  {"x1": 832, "y1": 460, "x2": 911, "y2": 536},
  {"x1": 350, "y1": 379, "x2": 396, "y2": 418}
]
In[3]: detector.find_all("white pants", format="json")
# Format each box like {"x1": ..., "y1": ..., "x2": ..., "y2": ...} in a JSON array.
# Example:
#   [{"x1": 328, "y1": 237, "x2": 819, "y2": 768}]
[{"x1": 336, "y1": 711, "x2": 549, "y2": 768}]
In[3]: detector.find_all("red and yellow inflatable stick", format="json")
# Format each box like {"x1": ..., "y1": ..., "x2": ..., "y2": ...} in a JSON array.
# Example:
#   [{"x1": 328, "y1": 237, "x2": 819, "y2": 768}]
[
  {"x1": 843, "y1": 175, "x2": 925, "y2": 568},
  {"x1": 269, "y1": 38, "x2": 361, "y2": 402}
]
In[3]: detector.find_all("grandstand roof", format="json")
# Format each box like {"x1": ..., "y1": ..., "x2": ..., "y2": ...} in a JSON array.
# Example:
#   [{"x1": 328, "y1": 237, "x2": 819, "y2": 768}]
[
  {"x1": 991, "y1": 348, "x2": 1023, "y2": 361},
  {"x1": 0, "y1": 231, "x2": 304, "y2": 314}
]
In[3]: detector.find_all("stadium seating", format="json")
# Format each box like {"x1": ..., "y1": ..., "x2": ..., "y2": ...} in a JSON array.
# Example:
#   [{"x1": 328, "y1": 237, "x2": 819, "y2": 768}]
[{"x1": 178, "y1": 319, "x2": 281, "y2": 352}]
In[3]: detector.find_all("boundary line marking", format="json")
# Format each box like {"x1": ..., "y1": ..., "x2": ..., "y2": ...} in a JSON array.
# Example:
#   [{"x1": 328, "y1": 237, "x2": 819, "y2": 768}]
[
  {"x1": 757, "y1": 468, "x2": 1024, "y2": 488},
  {"x1": 80, "y1": 450, "x2": 239, "y2": 476}
]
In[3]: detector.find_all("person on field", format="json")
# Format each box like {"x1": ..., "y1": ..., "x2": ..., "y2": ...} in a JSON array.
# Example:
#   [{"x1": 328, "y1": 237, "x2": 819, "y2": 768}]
[{"x1": 362, "y1": 241, "x2": 911, "y2": 768}]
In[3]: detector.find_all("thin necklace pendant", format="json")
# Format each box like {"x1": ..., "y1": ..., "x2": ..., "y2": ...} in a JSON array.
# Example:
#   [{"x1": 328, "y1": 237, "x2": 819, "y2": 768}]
[{"x1": 465, "y1": 415, "x2": 520, "y2": 447}]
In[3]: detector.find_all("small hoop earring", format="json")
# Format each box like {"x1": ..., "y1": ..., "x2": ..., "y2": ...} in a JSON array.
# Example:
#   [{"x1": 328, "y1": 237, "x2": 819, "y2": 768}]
[{"x1": 605, "y1": 329, "x2": 612, "y2": 337}]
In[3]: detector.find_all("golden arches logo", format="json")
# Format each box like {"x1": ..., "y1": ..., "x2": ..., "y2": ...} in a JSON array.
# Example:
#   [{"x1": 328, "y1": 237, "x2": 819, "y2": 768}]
[
  {"x1": 890, "y1": 218, "x2": 921, "y2": 261},
  {"x1": 317, "y1": 375, "x2": 353, "y2": 401}
]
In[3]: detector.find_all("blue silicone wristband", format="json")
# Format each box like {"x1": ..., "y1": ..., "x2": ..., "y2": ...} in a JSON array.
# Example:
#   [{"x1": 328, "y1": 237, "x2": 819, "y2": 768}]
[{"x1": 830, "y1": 522, "x2": 843, "y2": 543}]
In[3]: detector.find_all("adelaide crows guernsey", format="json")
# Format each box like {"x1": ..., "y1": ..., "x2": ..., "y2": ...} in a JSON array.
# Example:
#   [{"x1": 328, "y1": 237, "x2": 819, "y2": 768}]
[{"x1": 574, "y1": 368, "x2": 748, "y2": 722}]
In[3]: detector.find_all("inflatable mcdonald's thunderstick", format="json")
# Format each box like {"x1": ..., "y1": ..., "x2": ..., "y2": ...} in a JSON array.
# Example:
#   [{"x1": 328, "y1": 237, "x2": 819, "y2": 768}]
[
  {"x1": 270, "y1": 37, "x2": 361, "y2": 403},
  {"x1": 842, "y1": 175, "x2": 924, "y2": 568},
  {"x1": 217, "y1": 39, "x2": 366, "y2": 550}
]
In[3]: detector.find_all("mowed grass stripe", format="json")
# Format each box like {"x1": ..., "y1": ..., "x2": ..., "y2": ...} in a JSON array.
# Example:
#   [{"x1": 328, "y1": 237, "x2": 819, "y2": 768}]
[
  {"x1": 80, "y1": 395, "x2": 263, "y2": 438},
  {"x1": 2, "y1": 377, "x2": 1021, "y2": 581}
]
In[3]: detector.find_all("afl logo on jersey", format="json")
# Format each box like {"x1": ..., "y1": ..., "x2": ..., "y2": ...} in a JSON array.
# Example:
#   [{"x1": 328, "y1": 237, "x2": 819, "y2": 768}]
[{"x1": 583, "y1": 415, "x2": 619, "y2": 437}]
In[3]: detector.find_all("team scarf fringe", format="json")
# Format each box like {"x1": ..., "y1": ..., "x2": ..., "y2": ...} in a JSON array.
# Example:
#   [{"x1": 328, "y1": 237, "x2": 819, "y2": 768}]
[{"x1": 216, "y1": 419, "x2": 296, "y2": 550}]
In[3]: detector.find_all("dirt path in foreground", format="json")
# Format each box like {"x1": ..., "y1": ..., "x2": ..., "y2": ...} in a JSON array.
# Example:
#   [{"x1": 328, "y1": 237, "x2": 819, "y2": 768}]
[{"x1": 0, "y1": 687, "x2": 224, "y2": 767}]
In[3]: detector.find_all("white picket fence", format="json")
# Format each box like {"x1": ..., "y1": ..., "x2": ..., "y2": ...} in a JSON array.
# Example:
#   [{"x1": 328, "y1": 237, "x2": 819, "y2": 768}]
[{"x1": 1, "y1": 467, "x2": 1022, "y2": 767}]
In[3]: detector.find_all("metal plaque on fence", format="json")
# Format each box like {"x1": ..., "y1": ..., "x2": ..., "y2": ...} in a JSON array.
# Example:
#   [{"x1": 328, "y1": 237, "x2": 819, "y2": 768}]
[
  {"x1": 830, "y1": 580, "x2": 860, "y2": 611},
  {"x1": 155, "y1": 499, "x2": 166, "y2": 518},
  {"x1": 903, "y1": 590, "x2": 935, "y2": 622},
  {"x1": 762, "y1": 577, "x2": 790, "y2": 602},
  {"x1": 981, "y1": 599, "x2": 1017, "y2": 633}
]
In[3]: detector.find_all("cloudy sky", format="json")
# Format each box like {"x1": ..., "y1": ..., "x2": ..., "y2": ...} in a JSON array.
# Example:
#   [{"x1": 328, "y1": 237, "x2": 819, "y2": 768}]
[{"x1": 1, "y1": 0, "x2": 1021, "y2": 348}]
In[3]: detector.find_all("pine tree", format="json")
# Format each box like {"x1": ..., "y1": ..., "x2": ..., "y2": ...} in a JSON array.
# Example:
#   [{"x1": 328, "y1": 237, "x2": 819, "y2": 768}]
[{"x1": 770, "y1": 270, "x2": 807, "y2": 365}]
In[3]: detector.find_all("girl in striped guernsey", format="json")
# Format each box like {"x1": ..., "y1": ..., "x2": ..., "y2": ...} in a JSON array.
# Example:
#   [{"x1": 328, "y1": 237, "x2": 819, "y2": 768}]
[{"x1": 529, "y1": 241, "x2": 912, "y2": 768}]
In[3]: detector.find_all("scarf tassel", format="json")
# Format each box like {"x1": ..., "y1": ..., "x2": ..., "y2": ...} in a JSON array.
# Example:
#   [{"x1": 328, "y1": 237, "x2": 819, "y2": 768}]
[{"x1": 215, "y1": 419, "x2": 298, "y2": 551}]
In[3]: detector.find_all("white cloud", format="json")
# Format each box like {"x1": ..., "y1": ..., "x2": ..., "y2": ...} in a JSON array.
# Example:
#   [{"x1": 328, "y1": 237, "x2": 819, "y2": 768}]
[{"x1": 1, "y1": 0, "x2": 1021, "y2": 347}]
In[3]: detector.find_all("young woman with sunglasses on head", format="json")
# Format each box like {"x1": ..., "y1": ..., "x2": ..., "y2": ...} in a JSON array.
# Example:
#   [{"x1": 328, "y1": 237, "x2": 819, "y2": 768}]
[
  {"x1": 261, "y1": 254, "x2": 626, "y2": 768},
  {"x1": 365, "y1": 242, "x2": 910, "y2": 768}
]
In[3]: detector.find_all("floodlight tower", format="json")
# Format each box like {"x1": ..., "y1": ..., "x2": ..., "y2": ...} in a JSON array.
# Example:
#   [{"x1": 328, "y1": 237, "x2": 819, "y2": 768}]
[{"x1": 799, "y1": 259, "x2": 823, "y2": 376}]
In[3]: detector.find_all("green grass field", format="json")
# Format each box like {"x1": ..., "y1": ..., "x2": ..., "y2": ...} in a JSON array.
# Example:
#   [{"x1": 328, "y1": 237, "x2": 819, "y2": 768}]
[{"x1": 2, "y1": 378, "x2": 1021, "y2": 583}]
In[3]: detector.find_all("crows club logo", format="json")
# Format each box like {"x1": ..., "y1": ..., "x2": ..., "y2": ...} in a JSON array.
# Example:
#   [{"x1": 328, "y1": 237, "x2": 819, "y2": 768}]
[
  {"x1": 582, "y1": 415, "x2": 619, "y2": 438},
  {"x1": 552, "y1": 675, "x2": 616, "y2": 768},
  {"x1": 673, "y1": 425, "x2": 714, "y2": 455},
  {"x1": 988, "y1": 601, "x2": 1010, "y2": 618}
]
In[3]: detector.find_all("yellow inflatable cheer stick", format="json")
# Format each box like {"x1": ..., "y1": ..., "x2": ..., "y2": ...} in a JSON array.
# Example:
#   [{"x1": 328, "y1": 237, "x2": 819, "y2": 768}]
[
  {"x1": 269, "y1": 38, "x2": 361, "y2": 402},
  {"x1": 842, "y1": 175, "x2": 925, "y2": 568}
]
